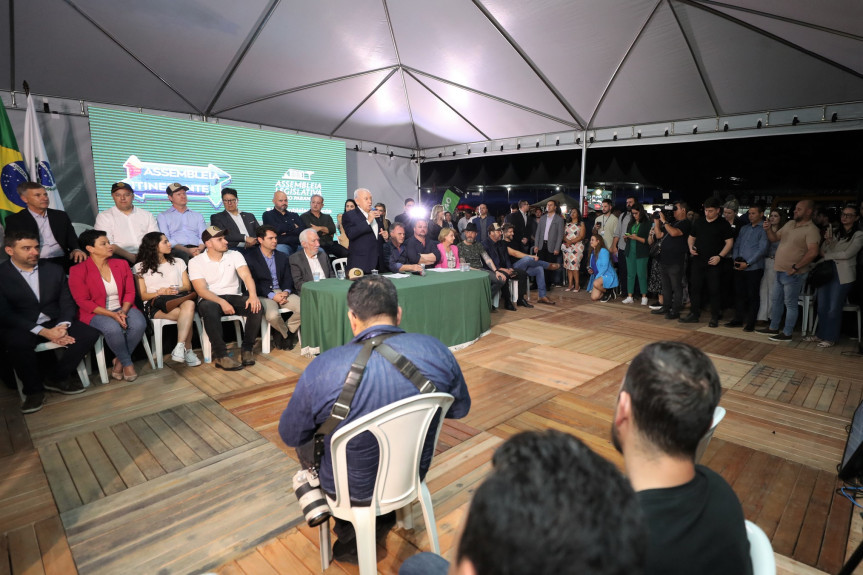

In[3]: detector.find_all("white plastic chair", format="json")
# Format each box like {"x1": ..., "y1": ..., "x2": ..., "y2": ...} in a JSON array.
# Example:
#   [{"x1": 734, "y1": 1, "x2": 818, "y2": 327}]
[
  {"x1": 694, "y1": 406, "x2": 726, "y2": 463},
  {"x1": 200, "y1": 315, "x2": 245, "y2": 363},
  {"x1": 332, "y1": 257, "x2": 347, "y2": 278},
  {"x1": 319, "y1": 393, "x2": 455, "y2": 574},
  {"x1": 745, "y1": 520, "x2": 776, "y2": 575},
  {"x1": 14, "y1": 341, "x2": 90, "y2": 401},
  {"x1": 798, "y1": 287, "x2": 816, "y2": 336},
  {"x1": 813, "y1": 300, "x2": 862, "y2": 342},
  {"x1": 141, "y1": 314, "x2": 205, "y2": 368},
  {"x1": 260, "y1": 309, "x2": 301, "y2": 354}
]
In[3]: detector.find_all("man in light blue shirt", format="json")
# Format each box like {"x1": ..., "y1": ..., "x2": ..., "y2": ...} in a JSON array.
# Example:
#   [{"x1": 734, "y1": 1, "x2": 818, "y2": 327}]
[
  {"x1": 156, "y1": 183, "x2": 206, "y2": 263},
  {"x1": 725, "y1": 205, "x2": 769, "y2": 332}
]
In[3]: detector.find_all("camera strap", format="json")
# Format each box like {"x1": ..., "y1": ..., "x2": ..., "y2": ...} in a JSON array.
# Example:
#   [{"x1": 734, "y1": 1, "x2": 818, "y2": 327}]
[{"x1": 312, "y1": 332, "x2": 439, "y2": 470}]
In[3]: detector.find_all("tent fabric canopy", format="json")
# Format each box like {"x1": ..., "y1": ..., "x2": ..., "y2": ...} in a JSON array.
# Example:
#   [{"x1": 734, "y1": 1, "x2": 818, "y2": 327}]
[{"x1": 5, "y1": 0, "x2": 862, "y2": 151}]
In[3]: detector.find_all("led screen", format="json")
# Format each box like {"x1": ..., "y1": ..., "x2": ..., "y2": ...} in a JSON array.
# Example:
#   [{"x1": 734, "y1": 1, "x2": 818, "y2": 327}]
[{"x1": 89, "y1": 107, "x2": 347, "y2": 224}]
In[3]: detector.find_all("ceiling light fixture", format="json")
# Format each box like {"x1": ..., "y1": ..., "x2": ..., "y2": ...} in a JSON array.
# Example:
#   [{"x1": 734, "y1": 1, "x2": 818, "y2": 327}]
[
  {"x1": 792, "y1": 116, "x2": 799, "y2": 126},
  {"x1": 692, "y1": 126, "x2": 698, "y2": 134},
  {"x1": 723, "y1": 123, "x2": 729, "y2": 132},
  {"x1": 831, "y1": 112, "x2": 838, "y2": 122},
  {"x1": 756, "y1": 120, "x2": 762, "y2": 129}
]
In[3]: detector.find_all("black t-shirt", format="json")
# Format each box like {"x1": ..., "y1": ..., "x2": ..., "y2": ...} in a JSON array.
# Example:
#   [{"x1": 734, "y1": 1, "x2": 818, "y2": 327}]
[
  {"x1": 659, "y1": 218, "x2": 691, "y2": 264},
  {"x1": 638, "y1": 465, "x2": 752, "y2": 575},
  {"x1": 690, "y1": 217, "x2": 734, "y2": 258}
]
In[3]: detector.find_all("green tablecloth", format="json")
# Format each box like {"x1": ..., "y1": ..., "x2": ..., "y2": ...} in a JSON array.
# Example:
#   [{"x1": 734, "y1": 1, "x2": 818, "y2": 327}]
[{"x1": 300, "y1": 270, "x2": 492, "y2": 356}]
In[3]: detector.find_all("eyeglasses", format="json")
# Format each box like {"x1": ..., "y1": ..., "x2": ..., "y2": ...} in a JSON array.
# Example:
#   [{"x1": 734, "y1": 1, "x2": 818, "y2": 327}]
[
  {"x1": 223, "y1": 199, "x2": 238, "y2": 204},
  {"x1": 841, "y1": 212, "x2": 856, "y2": 217}
]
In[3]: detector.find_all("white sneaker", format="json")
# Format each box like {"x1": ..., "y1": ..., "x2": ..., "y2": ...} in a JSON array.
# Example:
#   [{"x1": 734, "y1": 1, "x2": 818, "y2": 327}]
[
  {"x1": 171, "y1": 343, "x2": 186, "y2": 363},
  {"x1": 184, "y1": 349, "x2": 202, "y2": 367},
  {"x1": 621, "y1": 297, "x2": 634, "y2": 304},
  {"x1": 641, "y1": 297, "x2": 649, "y2": 306}
]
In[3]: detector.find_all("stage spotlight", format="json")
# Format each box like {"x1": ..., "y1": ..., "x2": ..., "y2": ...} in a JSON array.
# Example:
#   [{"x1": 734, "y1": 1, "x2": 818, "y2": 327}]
[
  {"x1": 517, "y1": 143, "x2": 521, "y2": 150},
  {"x1": 637, "y1": 131, "x2": 641, "y2": 139},
  {"x1": 373, "y1": 147, "x2": 377, "y2": 154},
  {"x1": 792, "y1": 116, "x2": 799, "y2": 126},
  {"x1": 354, "y1": 145, "x2": 359, "y2": 151},
  {"x1": 613, "y1": 134, "x2": 618, "y2": 141},
  {"x1": 692, "y1": 126, "x2": 698, "y2": 134},
  {"x1": 536, "y1": 141, "x2": 539, "y2": 148},
  {"x1": 576, "y1": 137, "x2": 581, "y2": 145},
  {"x1": 555, "y1": 138, "x2": 559, "y2": 146},
  {"x1": 483, "y1": 146, "x2": 487, "y2": 153},
  {"x1": 756, "y1": 120, "x2": 762, "y2": 129},
  {"x1": 389, "y1": 151, "x2": 394, "y2": 159},
  {"x1": 664, "y1": 129, "x2": 669, "y2": 137},
  {"x1": 831, "y1": 112, "x2": 838, "y2": 122},
  {"x1": 467, "y1": 149, "x2": 471, "y2": 155},
  {"x1": 438, "y1": 152, "x2": 442, "y2": 158},
  {"x1": 589, "y1": 136, "x2": 594, "y2": 144},
  {"x1": 452, "y1": 151, "x2": 456, "y2": 156},
  {"x1": 500, "y1": 145, "x2": 504, "y2": 152},
  {"x1": 723, "y1": 123, "x2": 729, "y2": 132}
]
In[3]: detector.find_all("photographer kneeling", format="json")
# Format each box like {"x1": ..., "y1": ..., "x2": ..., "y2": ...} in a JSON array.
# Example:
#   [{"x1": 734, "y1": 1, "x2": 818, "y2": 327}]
[{"x1": 279, "y1": 275, "x2": 471, "y2": 563}]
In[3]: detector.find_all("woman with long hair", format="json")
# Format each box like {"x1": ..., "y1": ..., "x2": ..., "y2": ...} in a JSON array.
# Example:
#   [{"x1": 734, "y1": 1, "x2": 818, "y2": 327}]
[
  {"x1": 757, "y1": 209, "x2": 788, "y2": 323},
  {"x1": 435, "y1": 228, "x2": 460, "y2": 269},
  {"x1": 805, "y1": 205, "x2": 863, "y2": 347},
  {"x1": 69, "y1": 229, "x2": 147, "y2": 382},
  {"x1": 587, "y1": 232, "x2": 619, "y2": 302},
  {"x1": 429, "y1": 204, "x2": 445, "y2": 245},
  {"x1": 337, "y1": 198, "x2": 357, "y2": 249},
  {"x1": 622, "y1": 203, "x2": 651, "y2": 305},
  {"x1": 561, "y1": 209, "x2": 586, "y2": 292},
  {"x1": 134, "y1": 232, "x2": 201, "y2": 366}
]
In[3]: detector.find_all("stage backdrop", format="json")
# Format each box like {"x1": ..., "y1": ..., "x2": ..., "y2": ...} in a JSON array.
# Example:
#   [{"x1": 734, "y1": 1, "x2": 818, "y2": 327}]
[{"x1": 89, "y1": 107, "x2": 347, "y2": 223}]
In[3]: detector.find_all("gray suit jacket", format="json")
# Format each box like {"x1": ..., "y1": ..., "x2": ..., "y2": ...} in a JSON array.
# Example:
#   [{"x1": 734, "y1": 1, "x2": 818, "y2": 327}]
[
  {"x1": 534, "y1": 213, "x2": 564, "y2": 252},
  {"x1": 289, "y1": 249, "x2": 332, "y2": 293}
]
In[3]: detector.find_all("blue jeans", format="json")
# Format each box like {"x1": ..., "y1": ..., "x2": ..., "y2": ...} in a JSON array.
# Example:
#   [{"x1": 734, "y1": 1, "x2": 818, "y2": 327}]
[
  {"x1": 399, "y1": 552, "x2": 449, "y2": 575},
  {"x1": 90, "y1": 307, "x2": 147, "y2": 367},
  {"x1": 513, "y1": 256, "x2": 548, "y2": 297},
  {"x1": 275, "y1": 244, "x2": 294, "y2": 257},
  {"x1": 815, "y1": 270, "x2": 854, "y2": 343},
  {"x1": 769, "y1": 271, "x2": 808, "y2": 336}
]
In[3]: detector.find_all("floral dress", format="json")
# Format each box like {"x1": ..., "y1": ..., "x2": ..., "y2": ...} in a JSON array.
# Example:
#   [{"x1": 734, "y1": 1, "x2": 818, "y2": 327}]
[{"x1": 561, "y1": 222, "x2": 585, "y2": 271}]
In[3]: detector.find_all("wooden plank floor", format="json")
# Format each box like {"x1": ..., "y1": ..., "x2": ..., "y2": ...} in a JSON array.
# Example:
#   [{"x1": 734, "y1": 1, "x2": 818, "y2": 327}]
[{"x1": 1, "y1": 287, "x2": 860, "y2": 574}]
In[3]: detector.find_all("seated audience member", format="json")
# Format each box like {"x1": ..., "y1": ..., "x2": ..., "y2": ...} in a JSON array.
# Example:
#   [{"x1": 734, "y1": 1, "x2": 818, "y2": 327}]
[
  {"x1": 503, "y1": 222, "x2": 559, "y2": 306},
  {"x1": 70, "y1": 229, "x2": 147, "y2": 382},
  {"x1": 400, "y1": 430, "x2": 646, "y2": 575},
  {"x1": 483, "y1": 223, "x2": 526, "y2": 310},
  {"x1": 156, "y1": 183, "x2": 207, "y2": 263},
  {"x1": 756, "y1": 209, "x2": 786, "y2": 324},
  {"x1": 289, "y1": 228, "x2": 333, "y2": 293},
  {"x1": 383, "y1": 222, "x2": 422, "y2": 273},
  {"x1": 188, "y1": 226, "x2": 263, "y2": 371},
  {"x1": 210, "y1": 188, "x2": 260, "y2": 254},
  {"x1": 4, "y1": 182, "x2": 86, "y2": 271},
  {"x1": 0, "y1": 230, "x2": 100, "y2": 413},
  {"x1": 726, "y1": 205, "x2": 768, "y2": 332},
  {"x1": 435, "y1": 228, "x2": 459, "y2": 269},
  {"x1": 302, "y1": 194, "x2": 347, "y2": 258},
  {"x1": 94, "y1": 182, "x2": 159, "y2": 263},
  {"x1": 399, "y1": 219, "x2": 439, "y2": 270},
  {"x1": 279, "y1": 275, "x2": 470, "y2": 563},
  {"x1": 587, "y1": 232, "x2": 619, "y2": 302},
  {"x1": 337, "y1": 198, "x2": 357, "y2": 250},
  {"x1": 245, "y1": 225, "x2": 301, "y2": 351},
  {"x1": 759, "y1": 200, "x2": 821, "y2": 342},
  {"x1": 458, "y1": 223, "x2": 504, "y2": 304},
  {"x1": 612, "y1": 341, "x2": 752, "y2": 575},
  {"x1": 344, "y1": 188, "x2": 388, "y2": 274},
  {"x1": 133, "y1": 232, "x2": 201, "y2": 366},
  {"x1": 263, "y1": 190, "x2": 306, "y2": 257},
  {"x1": 394, "y1": 197, "x2": 416, "y2": 239},
  {"x1": 681, "y1": 197, "x2": 734, "y2": 327},
  {"x1": 806, "y1": 205, "x2": 863, "y2": 347}
]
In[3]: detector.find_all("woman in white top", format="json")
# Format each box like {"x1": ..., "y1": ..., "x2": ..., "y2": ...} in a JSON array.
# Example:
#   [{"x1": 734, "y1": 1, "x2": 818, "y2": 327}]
[{"x1": 134, "y1": 232, "x2": 201, "y2": 366}]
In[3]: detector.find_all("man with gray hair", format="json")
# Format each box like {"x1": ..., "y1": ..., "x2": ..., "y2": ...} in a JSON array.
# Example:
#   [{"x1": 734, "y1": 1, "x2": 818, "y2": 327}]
[
  {"x1": 342, "y1": 188, "x2": 388, "y2": 273},
  {"x1": 289, "y1": 228, "x2": 333, "y2": 293}
]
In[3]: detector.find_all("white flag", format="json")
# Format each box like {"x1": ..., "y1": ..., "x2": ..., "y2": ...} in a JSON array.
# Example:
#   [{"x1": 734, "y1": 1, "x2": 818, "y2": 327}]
[{"x1": 23, "y1": 93, "x2": 64, "y2": 211}]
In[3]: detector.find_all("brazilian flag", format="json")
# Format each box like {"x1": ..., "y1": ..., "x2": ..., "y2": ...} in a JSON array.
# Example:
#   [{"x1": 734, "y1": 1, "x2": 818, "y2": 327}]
[{"x1": 1, "y1": 100, "x2": 28, "y2": 225}]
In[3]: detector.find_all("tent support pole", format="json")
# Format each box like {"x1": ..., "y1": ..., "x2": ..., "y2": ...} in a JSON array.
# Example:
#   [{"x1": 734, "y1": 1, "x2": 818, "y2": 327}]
[{"x1": 578, "y1": 131, "x2": 587, "y2": 215}]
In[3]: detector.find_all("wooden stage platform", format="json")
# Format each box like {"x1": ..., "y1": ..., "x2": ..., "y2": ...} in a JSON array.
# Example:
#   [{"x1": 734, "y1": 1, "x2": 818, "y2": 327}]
[{"x1": 1, "y1": 289, "x2": 861, "y2": 574}]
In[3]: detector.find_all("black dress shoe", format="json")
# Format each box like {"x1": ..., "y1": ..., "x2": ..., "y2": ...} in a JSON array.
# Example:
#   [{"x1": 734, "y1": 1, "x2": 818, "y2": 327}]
[
  {"x1": 723, "y1": 320, "x2": 743, "y2": 328},
  {"x1": 679, "y1": 313, "x2": 700, "y2": 323},
  {"x1": 285, "y1": 330, "x2": 299, "y2": 350},
  {"x1": 504, "y1": 301, "x2": 517, "y2": 311},
  {"x1": 650, "y1": 307, "x2": 667, "y2": 315},
  {"x1": 517, "y1": 298, "x2": 535, "y2": 308},
  {"x1": 743, "y1": 325, "x2": 755, "y2": 332},
  {"x1": 665, "y1": 312, "x2": 680, "y2": 320},
  {"x1": 708, "y1": 320, "x2": 719, "y2": 328},
  {"x1": 272, "y1": 331, "x2": 287, "y2": 350}
]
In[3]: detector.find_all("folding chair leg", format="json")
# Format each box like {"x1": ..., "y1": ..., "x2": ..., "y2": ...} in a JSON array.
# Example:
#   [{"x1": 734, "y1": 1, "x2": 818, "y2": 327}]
[
  {"x1": 154, "y1": 323, "x2": 165, "y2": 369},
  {"x1": 351, "y1": 508, "x2": 378, "y2": 575},
  {"x1": 94, "y1": 337, "x2": 109, "y2": 384},
  {"x1": 418, "y1": 482, "x2": 441, "y2": 554},
  {"x1": 396, "y1": 504, "x2": 413, "y2": 530}
]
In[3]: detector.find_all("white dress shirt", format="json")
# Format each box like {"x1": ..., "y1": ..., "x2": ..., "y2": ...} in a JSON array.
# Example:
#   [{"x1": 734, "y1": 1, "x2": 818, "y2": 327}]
[{"x1": 94, "y1": 206, "x2": 159, "y2": 253}]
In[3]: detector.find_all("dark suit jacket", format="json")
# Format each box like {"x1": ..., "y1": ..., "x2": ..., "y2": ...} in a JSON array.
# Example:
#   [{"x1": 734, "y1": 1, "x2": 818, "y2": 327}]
[
  {"x1": 289, "y1": 249, "x2": 332, "y2": 294},
  {"x1": 210, "y1": 211, "x2": 260, "y2": 246},
  {"x1": 244, "y1": 246, "x2": 296, "y2": 297},
  {"x1": 343, "y1": 208, "x2": 384, "y2": 273},
  {"x1": 505, "y1": 210, "x2": 530, "y2": 245},
  {"x1": 0, "y1": 260, "x2": 77, "y2": 333},
  {"x1": 4, "y1": 208, "x2": 79, "y2": 257}
]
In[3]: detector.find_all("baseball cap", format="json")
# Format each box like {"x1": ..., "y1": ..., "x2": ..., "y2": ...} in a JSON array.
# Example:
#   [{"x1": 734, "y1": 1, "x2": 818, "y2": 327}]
[
  {"x1": 201, "y1": 226, "x2": 228, "y2": 242},
  {"x1": 166, "y1": 182, "x2": 190, "y2": 195},
  {"x1": 111, "y1": 182, "x2": 133, "y2": 193}
]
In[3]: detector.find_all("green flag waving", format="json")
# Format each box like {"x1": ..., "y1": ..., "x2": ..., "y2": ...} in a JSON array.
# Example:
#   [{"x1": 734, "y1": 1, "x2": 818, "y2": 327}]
[{"x1": 442, "y1": 189, "x2": 460, "y2": 214}]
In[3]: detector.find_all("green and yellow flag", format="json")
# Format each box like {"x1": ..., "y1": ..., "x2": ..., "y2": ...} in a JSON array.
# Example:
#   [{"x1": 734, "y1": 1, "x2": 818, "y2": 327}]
[{"x1": 1, "y1": 100, "x2": 29, "y2": 225}]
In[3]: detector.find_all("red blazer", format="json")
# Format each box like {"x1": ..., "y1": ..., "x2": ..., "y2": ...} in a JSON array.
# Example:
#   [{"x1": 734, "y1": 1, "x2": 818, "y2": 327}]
[{"x1": 69, "y1": 258, "x2": 137, "y2": 324}]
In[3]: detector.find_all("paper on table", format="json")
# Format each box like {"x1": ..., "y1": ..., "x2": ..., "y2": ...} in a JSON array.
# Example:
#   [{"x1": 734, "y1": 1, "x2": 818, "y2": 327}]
[
  {"x1": 427, "y1": 268, "x2": 461, "y2": 272},
  {"x1": 384, "y1": 273, "x2": 411, "y2": 278}
]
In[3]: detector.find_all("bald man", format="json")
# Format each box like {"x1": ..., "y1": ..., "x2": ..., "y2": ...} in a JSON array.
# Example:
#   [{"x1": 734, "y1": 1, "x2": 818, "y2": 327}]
[{"x1": 262, "y1": 190, "x2": 308, "y2": 257}]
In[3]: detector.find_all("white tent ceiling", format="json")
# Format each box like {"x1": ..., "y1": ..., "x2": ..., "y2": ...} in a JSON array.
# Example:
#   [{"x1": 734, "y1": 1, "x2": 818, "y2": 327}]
[{"x1": 4, "y1": 0, "x2": 863, "y2": 152}]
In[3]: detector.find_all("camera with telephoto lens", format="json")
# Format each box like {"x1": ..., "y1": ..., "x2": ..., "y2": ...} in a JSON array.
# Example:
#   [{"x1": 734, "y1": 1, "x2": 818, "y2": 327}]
[{"x1": 292, "y1": 468, "x2": 332, "y2": 527}]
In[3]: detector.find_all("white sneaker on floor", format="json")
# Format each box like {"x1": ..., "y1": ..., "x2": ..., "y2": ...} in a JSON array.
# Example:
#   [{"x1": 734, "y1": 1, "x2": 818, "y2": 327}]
[
  {"x1": 171, "y1": 343, "x2": 186, "y2": 363},
  {"x1": 621, "y1": 297, "x2": 634, "y2": 304},
  {"x1": 641, "y1": 297, "x2": 649, "y2": 305},
  {"x1": 184, "y1": 349, "x2": 202, "y2": 366}
]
